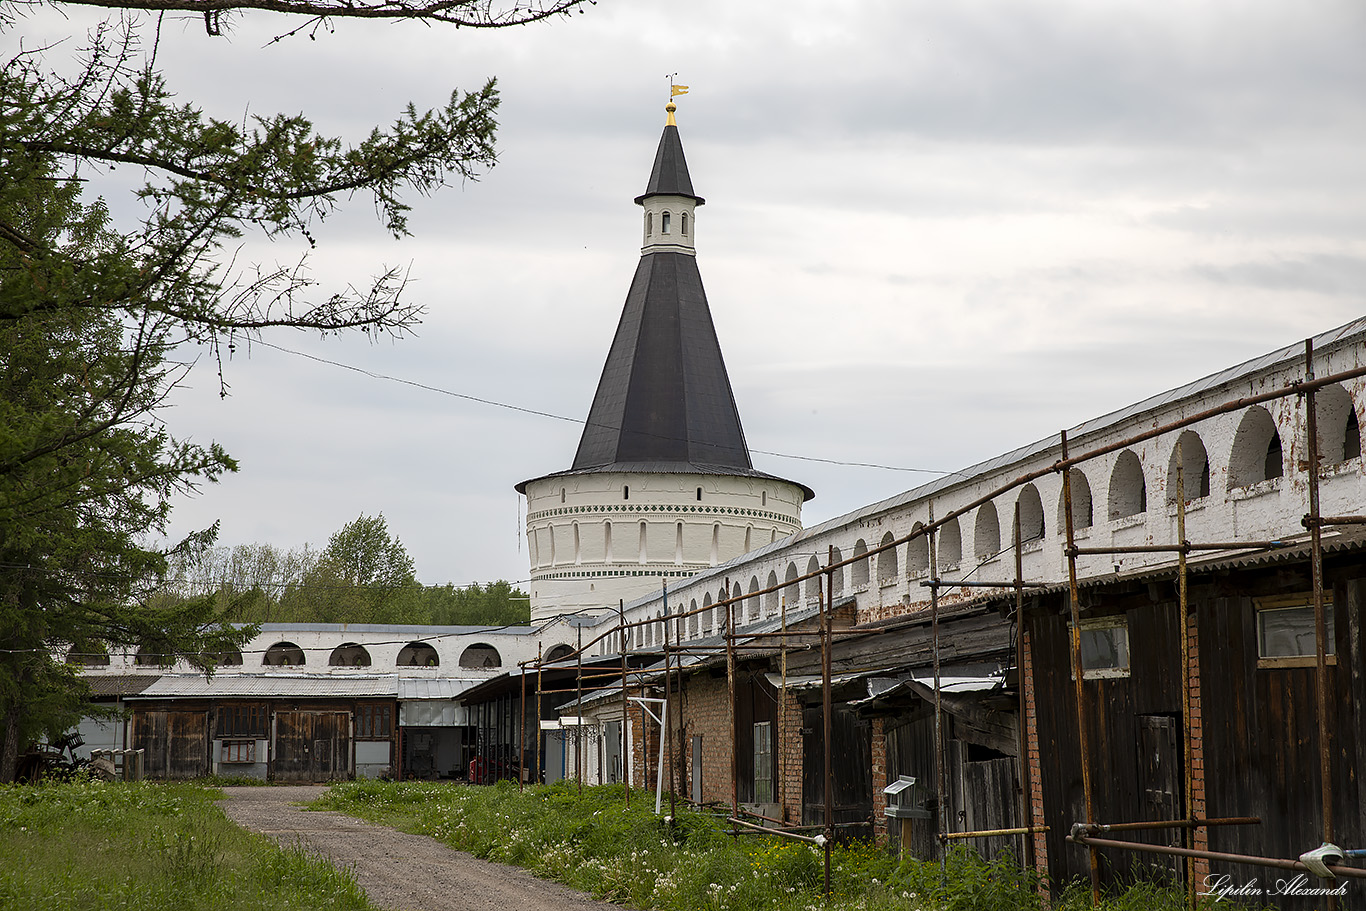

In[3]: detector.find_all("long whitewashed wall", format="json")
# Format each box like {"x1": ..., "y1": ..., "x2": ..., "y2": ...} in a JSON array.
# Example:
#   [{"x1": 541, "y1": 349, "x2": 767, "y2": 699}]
[{"x1": 604, "y1": 323, "x2": 1366, "y2": 652}]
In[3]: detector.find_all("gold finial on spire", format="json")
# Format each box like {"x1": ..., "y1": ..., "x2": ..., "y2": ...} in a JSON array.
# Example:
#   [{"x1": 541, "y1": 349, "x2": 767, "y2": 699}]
[{"x1": 666, "y1": 73, "x2": 688, "y2": 125}]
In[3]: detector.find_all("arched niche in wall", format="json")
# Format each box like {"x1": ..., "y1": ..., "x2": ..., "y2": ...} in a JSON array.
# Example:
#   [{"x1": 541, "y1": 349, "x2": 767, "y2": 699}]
[
  {"x1": 1228, "y1": 406, "x2": 1283, "y2": 488},
  {"x1": 65, "y1": 641, "x2": 110, "y2": 667},
  {"x1": 546, "y1": 644, "x2": 575, "y2": 664},
  {"x1": 784, "y1": 562, "x2": 800, "y2": 606},
  {"x1": 974, "y1": 502, "x2": 1001, "y2": 559},
  {"x1": 851, "y1": 540, "x2": 870, "y2": 587},
  {"x1": 939, "y1": 517, "x2": 962, "y2": 566},
  {"x1": 203, "y1": 648, "x2": 243, "y2": 667},
  {"x1": 748, "y1": 576, "x2": 761, "y2": 621},
  {"x1": 1166, "y1": 431, "x2": 1211, "y2": 502},
  {"x1": 1014, "y1": 484, "x2": 1045, "y2": 544},
  {"x1": 329, "y1": 642, "x2": 372, "y2": 667},
  {"x1": 1057, "y1": 469, "x2": 1093, "y2": 531},
  {"x1": 459, "y1": 643, "x2": 501, "y2": 668},
  {"x1": 765, "y1": 571, "x2": 780, "y2": 616},
  {"x1": 398, "y1": 642, "x2": 439, "y2": 667},
  {"x1": 877, "y1": 532, "x2": 898, "y2": 582},
  {"x1": 1108, "y1": 450, "x2": 1147, "y2": 520},
  {"x1": 906, "y1": 525, "x2": 928, "y2": 576},
  {"x1": 1315, "y1": 383, "x2": 1361, "y2": 463},
  {"x1": 263, "y1": 642, "x2": 305, "y2": 667},
  {"x1": 828, "y1": 547, "x2": 844, "y2": 597}
]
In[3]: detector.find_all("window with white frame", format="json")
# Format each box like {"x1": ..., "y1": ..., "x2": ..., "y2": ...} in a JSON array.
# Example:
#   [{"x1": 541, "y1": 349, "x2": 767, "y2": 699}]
[
  {"x1": 1257, "y1": 595, "x2": 1335, "y2": 666},
  {"x1": 221, "y1": 740, "x2": 255, "y2": 763},
  {"x1": 1074, "y1": 616, "x2": 1130, "y2": 679}
]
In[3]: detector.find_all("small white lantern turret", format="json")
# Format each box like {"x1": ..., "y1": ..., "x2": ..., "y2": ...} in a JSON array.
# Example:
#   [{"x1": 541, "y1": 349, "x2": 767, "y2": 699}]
[{"x1": 636, "y1": 102, "x2": 704, "y2": 256}]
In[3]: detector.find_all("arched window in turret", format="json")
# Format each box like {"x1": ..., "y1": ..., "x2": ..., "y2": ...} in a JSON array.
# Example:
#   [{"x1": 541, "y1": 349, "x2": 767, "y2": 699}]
[
  {"x1": 645, "y1": 211, "x2": 653, "y2": 237},
  {"x1": 681, "y1": 212, "x2": 689, "y2": 235},
  {"x1": 661, "y1": 211, "x2": 671, "y2": 234}
]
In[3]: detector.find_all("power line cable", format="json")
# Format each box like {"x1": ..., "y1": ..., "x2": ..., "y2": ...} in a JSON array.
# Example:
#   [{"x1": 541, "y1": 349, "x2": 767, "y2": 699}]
[{"x1": 247, "y1": 337, "x2": 958, "y2": 477}]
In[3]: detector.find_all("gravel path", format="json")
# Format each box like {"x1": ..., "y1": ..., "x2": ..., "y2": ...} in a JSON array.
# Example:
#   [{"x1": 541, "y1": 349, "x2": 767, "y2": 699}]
[{"x1": 219, "y1": 786, "x2": 620, "y2": 911}]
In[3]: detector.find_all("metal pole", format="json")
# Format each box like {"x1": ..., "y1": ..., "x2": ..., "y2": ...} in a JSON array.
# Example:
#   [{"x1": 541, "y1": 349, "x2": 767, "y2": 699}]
[
  {"x1": 820, "y1": 567, "x2": 833, "y2": 902},
  {"x1": 1304, "y1": 341, "x2": 1336, "y2": 889},
  {"x1": 780, "y1": 574, "x2": 791, "y2": 816},
  {"x1": 663, "y1": 579, "x2": 676, "y2": 819},
  {"x1": 727, "y1": 578, "x2": 738, "y2": 820},
  {"x1": 576, "y1": 622, "x2": 583, "y2": 796},
  {"x1": 1061, "y1": 430, "x2": 1101, "y2": 907},
  {"x1": 617, "y1": 600, "x2": 630, "y2": 804},
  {"x1": 1014, "y1": 501, "x2": 1035, "y2": 871},
  {"x1": 519, "y1": 661, "x2": 527, "y2": 792},
  {"x1": 535, "y1": 644, "x2": 543, "y2": 785},
  {"x1": 930, "y1": 509, "x2": 947, "y2": 876},
  {"x1": 1176, "y1": 440, "x2": 1195, "y2": 909}
]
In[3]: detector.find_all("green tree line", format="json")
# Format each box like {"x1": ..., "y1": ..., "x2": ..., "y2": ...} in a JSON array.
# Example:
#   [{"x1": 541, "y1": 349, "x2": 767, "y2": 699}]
[{"x1": 153, "y1": 514, "x2": 530, "y2": 627}]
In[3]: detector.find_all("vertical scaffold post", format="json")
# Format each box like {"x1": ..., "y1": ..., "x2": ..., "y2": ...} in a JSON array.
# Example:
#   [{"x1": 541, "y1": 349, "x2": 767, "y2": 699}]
[
  {"x1": 619, "y1": 598, "x2": 630, "y2": 805},
  {"x1": 727, "y1": 577, "x2": 738, "y2": 820},
  {"x1": 1014, "y1": 501, "x2": 1034, "y2": 871},
  {"x1": 1061, "y1": 429, "x2": 1101, "y2": 907},
  {"x1": 576, "y1": 622, "x2": 583, "y2": 796},
  {"x1": 1177, "y1": 439, "x2": 1195, "y2": 910},
  {"x1": 930, "y1": 506, "x2": 947, "y2": 877},
  {"x1": 519, "y1": 659, "x2": 527, "y2": 793},
  {"x1": 821, "y1": 567, "x2": 832, "y2": 902},
  {"x1": 1304, "y1": 341, "x2": 1336, "y2": 911}
]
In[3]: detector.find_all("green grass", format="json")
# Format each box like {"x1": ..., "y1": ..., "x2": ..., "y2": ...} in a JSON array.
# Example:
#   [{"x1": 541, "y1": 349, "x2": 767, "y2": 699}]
[
  {"x1": 0, "y1": 777, "x2": 379, "y2": 911},
  {"x1": 316, "y1": 779, "x2": 1262, "y2": 911}
]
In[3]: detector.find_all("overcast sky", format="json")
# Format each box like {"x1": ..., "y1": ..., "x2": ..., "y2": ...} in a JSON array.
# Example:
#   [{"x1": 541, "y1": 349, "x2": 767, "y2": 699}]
[{"x1": 15, "y1": 1, "x2": 1366, "y2": 585}]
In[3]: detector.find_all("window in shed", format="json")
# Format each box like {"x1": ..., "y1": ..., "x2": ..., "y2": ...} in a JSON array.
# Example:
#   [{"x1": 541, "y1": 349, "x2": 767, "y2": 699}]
[
  {"x1": 356, "y1": 704, "x2": 393, "y2": 739},
  {"x1": 220, "y1": 740, "x2": 255, "y2": 764},
  {"x1": 753, "y1": 721, "x2": 774, "y2": 803},
  {"x1": 217, "y1": 704, "x2": 268, "y2": 738},
  {"x1": 1257, "y1": 595, "x2": 1335, "y2": 667},
  {"x1": 1072, "y1": 616, "x2": 1130, "y2": 679}
]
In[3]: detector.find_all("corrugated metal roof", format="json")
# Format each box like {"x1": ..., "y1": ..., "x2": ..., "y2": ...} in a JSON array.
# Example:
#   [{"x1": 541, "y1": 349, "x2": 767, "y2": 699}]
[
  {"x1": 86, "y1": 674, "x2": 162, "y2": 697},
  {"x1": 397, "y1": 678, "x2": 485, "y2": 700},
  {"x1": 253, "y1": 623, "x2": 538, "y2": 637},
  {"x1": 132, "y1": 674, "x2": 400, "y2": 699}
]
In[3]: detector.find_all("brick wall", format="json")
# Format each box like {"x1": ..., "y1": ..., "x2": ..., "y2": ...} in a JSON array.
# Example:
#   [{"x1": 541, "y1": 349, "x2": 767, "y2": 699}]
[
  {"x1": 678, "y1": 673, "x2": 733, "y2": 805},
  {"x1": 871, "y1": 717, "x2": 888, "y2": 842},
  {"x1": 1021, "y1": 627, "x2": 1049, "y2": 883},
  {"x1": 776, "y1": 687, "x2": 803, "y2": 822},
  {"x1": 1186, "y1": 604, "x2": 1209, "y2": 883}
]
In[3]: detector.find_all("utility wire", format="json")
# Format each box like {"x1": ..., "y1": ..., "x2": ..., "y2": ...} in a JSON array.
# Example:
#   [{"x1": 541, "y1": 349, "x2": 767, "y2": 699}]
[{"x1": 247, "y1": 337, "x2": 956, "y2": 477}]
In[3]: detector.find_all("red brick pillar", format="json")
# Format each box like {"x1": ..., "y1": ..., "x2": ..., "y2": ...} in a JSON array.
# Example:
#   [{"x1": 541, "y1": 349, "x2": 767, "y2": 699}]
[
  {"x1": 1187, "y1": 605, "x2": 1209, "y2": 883},
  {"x1": 778, "y1": 688, "x2": 803, "y2": 823},
  {"x1": 871, "y1": 717, "x2": 888, "y2": 842},
  {"x1": 1021, "y1": 626, "x2": 1050, "y2": 884}
]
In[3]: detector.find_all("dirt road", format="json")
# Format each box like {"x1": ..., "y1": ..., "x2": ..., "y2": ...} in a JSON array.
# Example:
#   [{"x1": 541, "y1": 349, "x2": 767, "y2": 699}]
[{"x1": 219, "y1": 786, "x2": 620, "y2": 911}]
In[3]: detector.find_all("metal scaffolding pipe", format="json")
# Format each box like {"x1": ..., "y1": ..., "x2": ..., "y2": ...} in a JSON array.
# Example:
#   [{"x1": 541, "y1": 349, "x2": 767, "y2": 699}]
[{"x1": 1067, "y1": 834, "x2": 1366, "y2": 881}]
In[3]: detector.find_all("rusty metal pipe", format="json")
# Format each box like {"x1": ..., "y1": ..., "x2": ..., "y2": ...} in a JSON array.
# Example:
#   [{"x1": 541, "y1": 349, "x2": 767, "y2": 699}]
[
  {"x1": 1078, "y1": 817, "x2": 1260, "y2": 834},
  {"x1": 944, "y1": 825, "x2": 1051, "y2": 840},
  {"x1": 727, "y1": 816, "x2": 826, "y2": 846},
  {"x1": 1069, "y1": 541, "x2": 1287, "y2": 555},
  {"x1": 1067, "y1": 834, "x2": 1366, "y2": 880}
]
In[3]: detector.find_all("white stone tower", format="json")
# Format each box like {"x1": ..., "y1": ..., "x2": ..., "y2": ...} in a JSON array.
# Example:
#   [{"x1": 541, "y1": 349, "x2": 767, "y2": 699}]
[{"x1": 517, "y1": 104, "x2": 813, "y2": 622}]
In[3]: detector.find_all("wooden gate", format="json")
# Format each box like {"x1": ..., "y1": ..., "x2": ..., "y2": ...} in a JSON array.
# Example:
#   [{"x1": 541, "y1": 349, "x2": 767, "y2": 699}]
[
  {"x1": 134, "y1": 711, "x2": 208, "y2": 779},
  {"x1": 1136, "y1": 713, "x2": 1184, "y2": 880},
  {"x1": 802, "y1": 705, "x2": 873, "y2": 838},
  {"x1": 274, "y1": 711, "x2": 351, "y2": 781}
]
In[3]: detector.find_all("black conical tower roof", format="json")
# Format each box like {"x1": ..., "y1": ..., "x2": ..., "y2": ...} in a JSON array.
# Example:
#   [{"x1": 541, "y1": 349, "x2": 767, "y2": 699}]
[
  {"x1": 634, "y1": 123, "x2": 704, "y2": 205},
  {"x1": 571, "y1": 251, "x2": 749, "y2": 470}
]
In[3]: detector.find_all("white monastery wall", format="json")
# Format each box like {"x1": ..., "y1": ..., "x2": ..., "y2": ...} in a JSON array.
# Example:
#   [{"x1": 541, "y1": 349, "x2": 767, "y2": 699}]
[
  {"x1": 600, "y1": 321, "x2": 1366, "y2": 652},
  {"x1": 67, "y1": 623, "x2": 575, "y2": 677}
]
